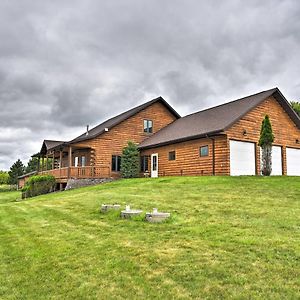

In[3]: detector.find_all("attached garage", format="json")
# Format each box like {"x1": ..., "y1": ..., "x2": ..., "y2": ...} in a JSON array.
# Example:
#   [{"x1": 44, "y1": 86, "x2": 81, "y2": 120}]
[
  {"x1": 286, "y1": 147, "x2": 300, "y2": 176},
  {"x1": 270, "y1": 146, "x2": 283, "y2": 175},
  {"x1": 230, "y1": 140, "x2": 256, "y2": 176}
]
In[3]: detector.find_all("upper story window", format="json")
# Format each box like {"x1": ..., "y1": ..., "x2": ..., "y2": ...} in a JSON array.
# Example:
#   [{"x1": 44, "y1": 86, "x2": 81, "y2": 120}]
[
  {"x1": 200, "y1": 145, "x2": 209, "y2": 157},
  {"x1": 144, "y1": 120, "x2": 153, "y2": 133},
  {"x1": 112, "y1": 155, "x2": 121, "y2": 172},
  {"x1": 168, "y1": 151, "x2": 176, "y2": 161}
]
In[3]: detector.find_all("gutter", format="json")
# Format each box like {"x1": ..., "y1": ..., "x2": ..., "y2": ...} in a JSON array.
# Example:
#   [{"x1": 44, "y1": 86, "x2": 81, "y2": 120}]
[{"x1": 138, "y1": 130, "x2": 225, "y2": 150}]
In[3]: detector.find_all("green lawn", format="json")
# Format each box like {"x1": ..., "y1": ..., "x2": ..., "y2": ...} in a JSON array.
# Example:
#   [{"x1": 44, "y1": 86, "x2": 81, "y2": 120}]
[{"x1": 0, "y1": 177, "x2": 299, "y2": 299}]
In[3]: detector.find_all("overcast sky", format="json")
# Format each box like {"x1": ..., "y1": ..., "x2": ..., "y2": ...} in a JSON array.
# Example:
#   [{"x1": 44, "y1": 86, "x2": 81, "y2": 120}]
[{"x1": 1, "y1": 0, "x2": 300, "y2": 170}]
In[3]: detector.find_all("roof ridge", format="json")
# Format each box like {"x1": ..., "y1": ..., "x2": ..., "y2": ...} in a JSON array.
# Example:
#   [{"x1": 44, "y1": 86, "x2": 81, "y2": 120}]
[
  {"x1": 70, "y1": 95, "x2": 180, "y2": 143},
  {"x1": 91, "y1": 96, "x2": 162, "y2": 128},
  {"x1": 181, "y1": 87, "x2": 278, "y2": 119}
]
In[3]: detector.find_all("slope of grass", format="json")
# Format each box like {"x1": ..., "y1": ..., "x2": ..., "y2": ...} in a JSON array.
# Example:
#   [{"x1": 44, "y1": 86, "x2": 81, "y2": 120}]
[
  {"x1": 0, "y1": 185, "x2": 19, "y2": 204},
  {"x1": 0, "y1": 177, "x2": 299, "y2": 299}
]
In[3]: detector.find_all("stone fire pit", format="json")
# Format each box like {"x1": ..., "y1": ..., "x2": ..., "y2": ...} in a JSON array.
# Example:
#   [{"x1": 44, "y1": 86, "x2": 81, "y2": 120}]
[
  {"x1": 121, "y1": 205, "x2": 143, "y2": 219},
  {"x1": 145, "y1": 208, "x2": 170, "y2": 223},
  {"x1": 101, "y1": 204, "x2": 121, "y2": 212}
]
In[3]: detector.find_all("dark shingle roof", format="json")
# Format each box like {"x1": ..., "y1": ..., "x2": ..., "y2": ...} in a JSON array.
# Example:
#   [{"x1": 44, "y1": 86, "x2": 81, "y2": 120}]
[
  {"x1": 39, "y1": 140, "x2": 66, "y2": 155},
  {"x1": 70, "y1": 96, "x2": 180, "y2": 143},
  {"x1": 44, "y1": 140, "x2": 65, "y2": 150},
  {"x1": 139, "y1": 88, "x2": 300, "y2": 149}
]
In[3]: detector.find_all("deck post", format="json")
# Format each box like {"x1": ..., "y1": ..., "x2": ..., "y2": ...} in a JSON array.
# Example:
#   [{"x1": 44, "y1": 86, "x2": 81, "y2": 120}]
[
  {"x1": 46, "y1": 155, "x2": 48, "y2": 171},
  {"x1": 59, "y1": 150, "x2": 63, "y2": 168},
  {"x1": 42, "y1": 156, "x2": 45, "y2": 171},
  {"x1": 37, "y1": 155, "x2": 40, "y2": 173},
  {"x1": 52, "y1": 152, "x2": 55, "y2": 170},
  {"x1": 68, "y1": 146, "x2": 72, "y2": 178},
  {"x1": 59, "y1": 150, "x2": 63, "y2": 177}
]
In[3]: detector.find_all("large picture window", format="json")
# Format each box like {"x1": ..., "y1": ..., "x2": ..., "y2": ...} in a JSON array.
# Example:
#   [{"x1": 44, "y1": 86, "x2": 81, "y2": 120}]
[
  {"x1": 112, "y1": 155, "x2": 121, "y2": 172},
  {"x1": 144, "y1": 120, "x2": 153, "y2": 133}
]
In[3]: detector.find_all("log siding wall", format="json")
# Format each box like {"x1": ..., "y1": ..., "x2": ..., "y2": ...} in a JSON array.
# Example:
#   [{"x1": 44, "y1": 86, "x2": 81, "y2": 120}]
[
  {"x1": 140, "y1": 135, "x2": 229, "y2": 176},
  {"x1": 70, "y1": 102, "x2": 178, "y2": 177},
  {"x1": 141, "y1": 96, "x2": 300, "y2": 177}
]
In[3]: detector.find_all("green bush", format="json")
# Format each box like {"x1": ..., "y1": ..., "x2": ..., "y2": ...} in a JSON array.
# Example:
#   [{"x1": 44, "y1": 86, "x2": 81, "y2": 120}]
[
  {"x1": 22, "y1": 175, "x2": 56, "y2": 198},
  {"x1": 120, "y1": 141, "x2": 140, "y2": 178}
]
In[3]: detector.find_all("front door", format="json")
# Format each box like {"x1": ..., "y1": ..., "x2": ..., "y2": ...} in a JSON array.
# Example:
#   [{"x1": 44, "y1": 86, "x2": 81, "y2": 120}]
[{"x1": 151, "y1": 153, "x2": 158, "y2": 178}]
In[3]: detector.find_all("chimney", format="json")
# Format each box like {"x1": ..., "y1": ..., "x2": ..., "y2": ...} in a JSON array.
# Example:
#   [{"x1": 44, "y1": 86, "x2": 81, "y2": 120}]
[{"x1": 86, "y1": 125, "x2": 89, "y2": 136}]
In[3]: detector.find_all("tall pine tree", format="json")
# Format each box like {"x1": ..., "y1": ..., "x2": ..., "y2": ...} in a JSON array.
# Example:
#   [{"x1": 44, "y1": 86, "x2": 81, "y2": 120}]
[
  {"x1": 8, "y1": 159, "x2": 25, "y2": 184},
  {"x1": 258, "y1": 115, "x2": 274, "y2": 176},
  {"x1": 120, "y1": 141, "x2": 140, "y2": 178}
]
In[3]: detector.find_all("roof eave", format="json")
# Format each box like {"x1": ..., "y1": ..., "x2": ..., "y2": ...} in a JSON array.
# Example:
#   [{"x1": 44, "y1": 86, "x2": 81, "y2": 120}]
[{"x1": 138, "y1": 130, "x2": 226, "y2": 150}]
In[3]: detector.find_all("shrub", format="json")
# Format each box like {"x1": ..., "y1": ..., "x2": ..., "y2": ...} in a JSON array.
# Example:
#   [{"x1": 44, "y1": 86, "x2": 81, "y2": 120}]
[
  {"x1": 121, "y1": 141, "x2": 140, "y2": 178},
  {"x1": 22, "y1": 175, "x2": 56, "y2": 198},
  {"x1": 259, "y1": 115, "x2": 274, "y2": 176}
]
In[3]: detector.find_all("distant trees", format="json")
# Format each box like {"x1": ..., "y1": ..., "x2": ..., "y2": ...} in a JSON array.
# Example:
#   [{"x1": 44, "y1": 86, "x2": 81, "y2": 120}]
[
  {"x1": 121, "y1": 141, "x2": 140, "y2": 178},
  {"x1": 8, "y1": 159, "x2": 25, "y2": 185},
  {"x1": 25, "y1": 157, "x2": 39, "y2": 173},
  {"x1": 290, "y1": 101, "x2": 300, "y2": 116},
  {"x1": 0, "y1": 171, "x2": 9, "y2": 185},
  {"x1": 259, "y1": 115, "x2": 274, "y2": 176}
]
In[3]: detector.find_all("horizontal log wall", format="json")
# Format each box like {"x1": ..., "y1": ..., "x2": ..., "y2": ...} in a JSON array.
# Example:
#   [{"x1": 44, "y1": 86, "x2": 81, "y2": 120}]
[
  {"x1": 71, "y1": 102, "x2": 178, "y2": 177},
  {"x1": 141, "y1": 135, "x2": 229, "y2": 176}
]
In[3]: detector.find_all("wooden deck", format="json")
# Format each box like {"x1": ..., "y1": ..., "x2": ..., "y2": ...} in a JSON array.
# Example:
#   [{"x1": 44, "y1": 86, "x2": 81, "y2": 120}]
[{"x1": 39, "y1": 166, "x2": 111, "y2": 181}]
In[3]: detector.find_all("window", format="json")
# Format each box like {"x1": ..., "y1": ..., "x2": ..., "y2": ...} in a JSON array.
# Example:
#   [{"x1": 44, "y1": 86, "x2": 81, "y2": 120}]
[
  {"x1": 81, "y1": 156, "x2": 86, "y2": 167},
  {"x1": 200, "y1": 145, "x2": 209, "y2": 157},
  {"x1": 112, "y1": 155, "x2": 121, "y2": 172},
  {"x1": 140, "y1": 156, "x2": 149, "y2": 172},
  {"x1": 74, "y1": 156, "x2": 79, "y2": 167},
  {"x1": 144, "y1": 119, "x2": 153, "y2": 133},
  {"x1": 152, "y1": 155, "x2": 157, "y2": 171},
  {"x1": 168, "y1": 151, "x2": 176, "y2": 161}
]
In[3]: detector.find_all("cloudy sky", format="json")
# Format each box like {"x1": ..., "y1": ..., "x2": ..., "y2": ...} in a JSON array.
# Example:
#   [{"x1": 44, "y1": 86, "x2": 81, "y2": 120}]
[{"x1": 1, "y1": 0, "x2": 300, "y2": 170}]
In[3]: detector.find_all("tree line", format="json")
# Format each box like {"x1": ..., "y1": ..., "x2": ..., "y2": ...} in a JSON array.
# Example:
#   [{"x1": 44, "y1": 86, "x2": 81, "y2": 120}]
[{"x1": 1, "y1": 157, "x2": 51, "y2": 185}]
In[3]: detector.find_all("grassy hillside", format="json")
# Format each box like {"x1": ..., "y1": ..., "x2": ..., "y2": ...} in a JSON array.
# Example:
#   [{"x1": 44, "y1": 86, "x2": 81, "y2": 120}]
[{"x1": 0, "y1": 177, "x2": 299, "y2": 299}]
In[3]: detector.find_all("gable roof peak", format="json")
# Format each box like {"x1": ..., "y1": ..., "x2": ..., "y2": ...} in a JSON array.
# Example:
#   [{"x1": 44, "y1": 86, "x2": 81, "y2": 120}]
[
  {"x1": 70, "y1": 96, "x2": 180, "y2": 143},
  {"x1": 139, "y1": 87, "x2": 300, "y2": 149}
]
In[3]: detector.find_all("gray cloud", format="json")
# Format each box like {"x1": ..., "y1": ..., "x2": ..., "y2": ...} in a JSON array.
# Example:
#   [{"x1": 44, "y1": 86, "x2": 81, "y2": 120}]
[{"x1": 1, "y1": 0, "x2": 300, "y2": 169}]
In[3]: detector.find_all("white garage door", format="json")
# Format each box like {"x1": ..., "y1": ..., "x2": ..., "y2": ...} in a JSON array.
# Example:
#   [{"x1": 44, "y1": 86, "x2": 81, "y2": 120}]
[
  {"x1": 260, "y1": 146, "x2": 282, "y2": 175},
  {"x1": 286, "y1": 148, "x2": 300, "y2": 176},
  {"x1": 230, "y1": 140, "x2": 256, "y2": 176}
]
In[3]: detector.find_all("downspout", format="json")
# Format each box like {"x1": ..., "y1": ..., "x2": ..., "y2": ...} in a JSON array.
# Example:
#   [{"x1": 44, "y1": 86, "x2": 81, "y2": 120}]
[{"x1": 207, "y1": 135, "x2": 216, "y2": 176}]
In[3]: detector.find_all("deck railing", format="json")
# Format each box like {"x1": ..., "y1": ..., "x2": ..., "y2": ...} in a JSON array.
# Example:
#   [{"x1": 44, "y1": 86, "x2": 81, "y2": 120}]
[{"x1": 39, "y1": 166, "x2": 111, "y2": 179}]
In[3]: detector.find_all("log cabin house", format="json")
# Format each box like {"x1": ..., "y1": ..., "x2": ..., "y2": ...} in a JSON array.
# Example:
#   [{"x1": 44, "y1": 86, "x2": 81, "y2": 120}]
[{"x1": 19, "y1": 87, "x2": 300, "y2": 188}]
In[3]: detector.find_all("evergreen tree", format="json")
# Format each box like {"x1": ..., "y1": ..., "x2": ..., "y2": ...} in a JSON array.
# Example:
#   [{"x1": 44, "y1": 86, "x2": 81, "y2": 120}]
[
  {"x1": 120, "y1": 141, "x2": 140, "y2": 178},
  {"x1": 258, "y1": 115, "x2": 274, "y2": 176},
  {"x1": 8, "y1": 159, "x2": 25, "y2": 184},
  {"x1": 25, "y1": 157, "x2": 39, "y2": 173}
]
